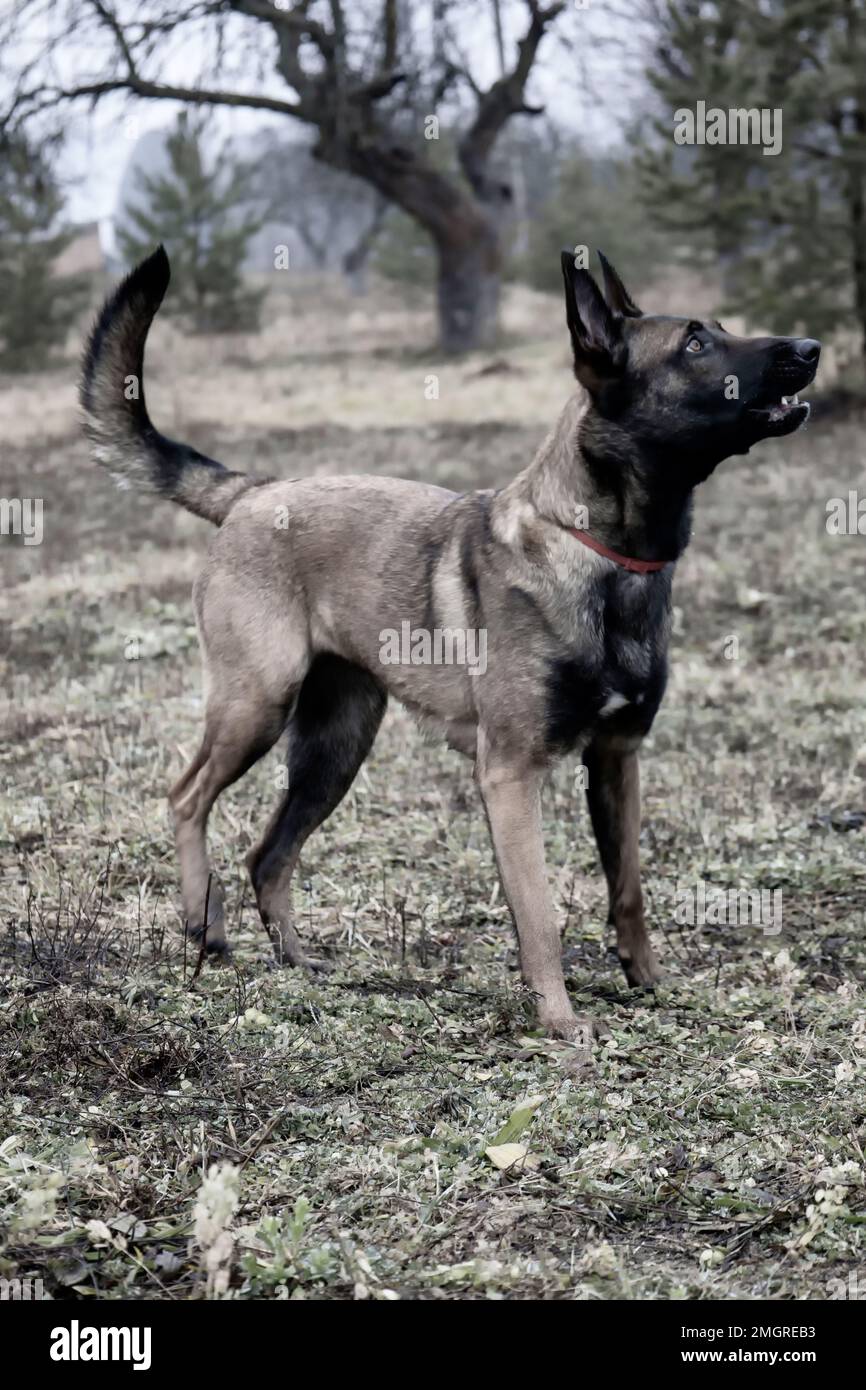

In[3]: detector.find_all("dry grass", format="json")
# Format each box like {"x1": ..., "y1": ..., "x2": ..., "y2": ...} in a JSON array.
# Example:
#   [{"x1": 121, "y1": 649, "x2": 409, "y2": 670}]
[{"x1": 1, "y1": 275, "x2": 865, "y2": 1300}]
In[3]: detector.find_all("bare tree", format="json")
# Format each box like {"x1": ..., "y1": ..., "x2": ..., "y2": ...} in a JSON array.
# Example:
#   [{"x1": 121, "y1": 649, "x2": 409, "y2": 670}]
[{"x1": 1, "y1": 0, "x2": 568, "y2": 353}]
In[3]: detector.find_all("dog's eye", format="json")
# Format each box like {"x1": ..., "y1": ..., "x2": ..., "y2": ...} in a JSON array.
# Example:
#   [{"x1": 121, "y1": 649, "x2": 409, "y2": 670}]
[{"x1": 685, "y1": 336, "x2": 703, "y2": 353}]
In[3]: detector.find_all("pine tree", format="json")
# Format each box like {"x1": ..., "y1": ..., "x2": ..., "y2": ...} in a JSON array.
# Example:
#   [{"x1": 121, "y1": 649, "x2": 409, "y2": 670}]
[
  {"x1": 0, "y1": 135, "x2": 87, "y2": 372},
  {"x1": 520, "y1": 143, "x2": 669, "y2": 297},
  {"x1": 640, "y1": 0, "x2": 866, "y2": 371},
  {"x1": 118, "y1": 113, "x2": 265, "y2": 334}
]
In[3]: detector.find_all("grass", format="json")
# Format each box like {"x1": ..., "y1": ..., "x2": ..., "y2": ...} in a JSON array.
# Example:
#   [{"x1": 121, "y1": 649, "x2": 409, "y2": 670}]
[{"x1": 1, "y1": 275, "x2": 865, "y2": 1300}]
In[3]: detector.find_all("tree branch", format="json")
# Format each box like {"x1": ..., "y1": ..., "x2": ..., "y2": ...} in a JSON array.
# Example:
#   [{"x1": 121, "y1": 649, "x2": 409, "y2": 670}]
[
  {"x1": 457, "y1": 0, "x2": 565, "y2": 197},
  {"x1": 86, "y1": 0, "x2": 136, "y2": 75},
  {"x1": 382, "y1": 0, "x2": 398, "y2": 71},
  {"x1": 228, "y1": 0, "x2": 336, "y2": 61},
  {"x1": 7, "y1": 75, "x2": 303, "y2": 131}
]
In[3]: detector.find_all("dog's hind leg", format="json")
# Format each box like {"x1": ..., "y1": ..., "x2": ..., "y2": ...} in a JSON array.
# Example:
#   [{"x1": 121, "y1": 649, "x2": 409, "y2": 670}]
[
  {"x1": 247, "y1": 654, "x2": 386, "y2": 966},
  {"x1": 169, "y1": 576, "x2": 310, "y2": 954},
  {"x1": 582, "y1": 739, "x2": 661, "y2": 988},
  {"x1": 170, "y1": 690, "x2": 295, "y2": 954}
]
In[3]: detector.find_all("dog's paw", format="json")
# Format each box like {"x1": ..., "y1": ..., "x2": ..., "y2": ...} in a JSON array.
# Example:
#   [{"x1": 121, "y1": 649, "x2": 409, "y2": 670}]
[
  {"x1": 302, "y1": 955, "x2": 334, "y2": 976},
  {"x1": 619, "y1": 941, "x2": 662, "y2": 990},
  {"x1": 542, "y1": 1011, "x2": 609, "y2": 1046},
  {"x1": 187, "y1": 922, "x2": 228, "y2": 955},
  {"x1": 270, "y1": 947, "x2": 333, "y2": 975}
]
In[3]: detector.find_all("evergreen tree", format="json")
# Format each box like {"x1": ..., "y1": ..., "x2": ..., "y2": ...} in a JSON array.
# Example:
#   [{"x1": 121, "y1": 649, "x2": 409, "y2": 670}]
[
  {"x1": 640, "y1": 0, "x2": 866, "y2": 370},
  {"x1": 0, "y1": 135, "x2": 87, "y2": 371},
  {"x1": 520, "y1": 143, "x2": 669, "y2": 297},
  {"x1": 118, "y1": 114, "x2": 265, "y2": 334}
]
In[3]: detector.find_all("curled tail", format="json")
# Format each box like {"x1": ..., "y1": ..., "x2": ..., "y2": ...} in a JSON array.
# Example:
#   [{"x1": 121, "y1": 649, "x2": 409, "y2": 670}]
[{"x1": 80, "y1": 246, "x2": 256, "y2": 526}]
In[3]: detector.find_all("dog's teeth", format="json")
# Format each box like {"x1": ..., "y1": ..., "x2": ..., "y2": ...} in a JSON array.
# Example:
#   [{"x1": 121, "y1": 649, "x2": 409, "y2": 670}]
[
  {"x1": 782, "y1": 395, "x2": 790, "y2": 406},
  {"x1": 792, "y1": 393, "x2": 799, "y2": 405}
]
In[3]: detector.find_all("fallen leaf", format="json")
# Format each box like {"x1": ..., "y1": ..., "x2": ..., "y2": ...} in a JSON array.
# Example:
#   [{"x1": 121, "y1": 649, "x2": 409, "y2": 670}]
[
  {"x1": 484, "y1": 1143, "x2": 539, "y2": 1172},
  {"x1": 489, "y1": 1095, "x2": 544, "y2": 1147}
]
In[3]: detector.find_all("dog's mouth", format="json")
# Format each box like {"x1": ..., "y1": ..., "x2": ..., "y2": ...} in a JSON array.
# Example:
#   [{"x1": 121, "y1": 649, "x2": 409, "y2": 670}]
[{"x1": 746, "y1": 372, "x2": 816, "y2": 437}]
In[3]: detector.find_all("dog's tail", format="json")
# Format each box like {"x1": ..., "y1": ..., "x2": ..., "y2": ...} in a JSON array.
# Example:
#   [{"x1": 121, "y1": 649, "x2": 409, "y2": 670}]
[{"x1": 80, "y1": 246, "x2": 256, "y2": 526}]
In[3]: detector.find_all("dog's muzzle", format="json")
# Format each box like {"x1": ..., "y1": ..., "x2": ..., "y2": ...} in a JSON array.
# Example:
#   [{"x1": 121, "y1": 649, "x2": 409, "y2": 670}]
[{"x1": 747, "y1": 338, "x2": 821, "y2": 437}]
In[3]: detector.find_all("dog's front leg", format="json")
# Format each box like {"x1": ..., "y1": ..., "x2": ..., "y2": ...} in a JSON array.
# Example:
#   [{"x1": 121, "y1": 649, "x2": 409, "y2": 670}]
[
  {"x1": 582, "y1": 738, "x2": 661, "y2": 988},
  {"x1": 476, "y1": 732, "x2": 597, "y2": 1042}
]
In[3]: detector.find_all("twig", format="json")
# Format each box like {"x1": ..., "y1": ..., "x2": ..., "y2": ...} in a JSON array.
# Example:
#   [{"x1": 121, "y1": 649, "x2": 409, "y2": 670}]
[{"x1": 188, "y1": 873, "x2": 213, "y2": 987}]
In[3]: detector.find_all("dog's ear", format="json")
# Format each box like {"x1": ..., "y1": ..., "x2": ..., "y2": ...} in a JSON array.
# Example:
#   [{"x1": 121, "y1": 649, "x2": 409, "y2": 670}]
[
  {"x1": 560, "y1": 250, "x2": 625, "y2": 388},
  {"x1": 597, "y1": 251, "x2": 642, "y2": 318}
]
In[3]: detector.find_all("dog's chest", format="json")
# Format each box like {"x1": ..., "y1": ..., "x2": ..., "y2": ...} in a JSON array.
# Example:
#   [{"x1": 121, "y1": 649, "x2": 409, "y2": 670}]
[{"x1": 544, "y1": 573, "x2": 670, "y2": 751}]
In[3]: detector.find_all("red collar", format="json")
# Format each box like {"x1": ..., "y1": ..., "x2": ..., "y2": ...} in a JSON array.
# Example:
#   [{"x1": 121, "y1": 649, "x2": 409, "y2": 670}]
[{"x1": 566, "y1": 528, "x2": 671, "y2": 573}]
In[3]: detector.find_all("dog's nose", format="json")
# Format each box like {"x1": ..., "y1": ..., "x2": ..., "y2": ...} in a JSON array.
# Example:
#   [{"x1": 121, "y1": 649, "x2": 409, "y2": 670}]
[{"x1": 793, "y1": 338, "x2": 821, "y2": 364}]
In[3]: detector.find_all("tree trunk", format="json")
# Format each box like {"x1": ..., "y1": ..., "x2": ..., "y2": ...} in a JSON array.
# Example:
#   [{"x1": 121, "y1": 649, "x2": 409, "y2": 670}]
[
  {"x1": 435, "y1": 216, "x2": 502, "y2": 354},
  {"x1": 329, "y1": 138, "x2": 506, "y2": 354},
  {"x1": 342, "y1": 196, "x2": 387, "y2": 296},
  {"x1": 840, "y1": 115, "x2": 866, "y2": 367}
]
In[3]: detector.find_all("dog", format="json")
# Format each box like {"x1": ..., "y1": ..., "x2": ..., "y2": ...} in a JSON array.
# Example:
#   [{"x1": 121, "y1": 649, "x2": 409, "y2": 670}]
[{"x1": 80, "y1": 245, "x2": 820, "y2": 1041}]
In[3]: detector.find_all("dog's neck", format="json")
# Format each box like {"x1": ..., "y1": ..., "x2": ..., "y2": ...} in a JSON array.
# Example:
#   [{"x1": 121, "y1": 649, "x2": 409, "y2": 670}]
[{"x1": 515, "y1": 391, "x2": 700, "y2": 564}]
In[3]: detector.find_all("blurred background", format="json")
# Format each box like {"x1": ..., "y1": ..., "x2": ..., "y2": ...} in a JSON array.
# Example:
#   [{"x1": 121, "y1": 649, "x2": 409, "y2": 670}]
[{"x1": 0, "y1": 0, "x2": 863, "y2": 385}]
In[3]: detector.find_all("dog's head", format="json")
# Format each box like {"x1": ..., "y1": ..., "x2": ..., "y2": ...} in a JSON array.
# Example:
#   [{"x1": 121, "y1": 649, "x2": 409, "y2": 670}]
[{"x1": 561, "y1": 250, "x2": 820, "y2": 478}]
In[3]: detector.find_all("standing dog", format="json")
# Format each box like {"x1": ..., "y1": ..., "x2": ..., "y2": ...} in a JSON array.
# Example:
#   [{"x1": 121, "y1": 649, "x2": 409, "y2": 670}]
[{"x1": 81, "y1": 246, "x2": 819, "y2": 1041}]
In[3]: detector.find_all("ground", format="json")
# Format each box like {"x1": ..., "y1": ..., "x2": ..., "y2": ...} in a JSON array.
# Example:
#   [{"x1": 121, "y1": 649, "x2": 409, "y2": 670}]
[{"x1": 1, "y1": 274, "x2": 865, "y2": 1301}]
